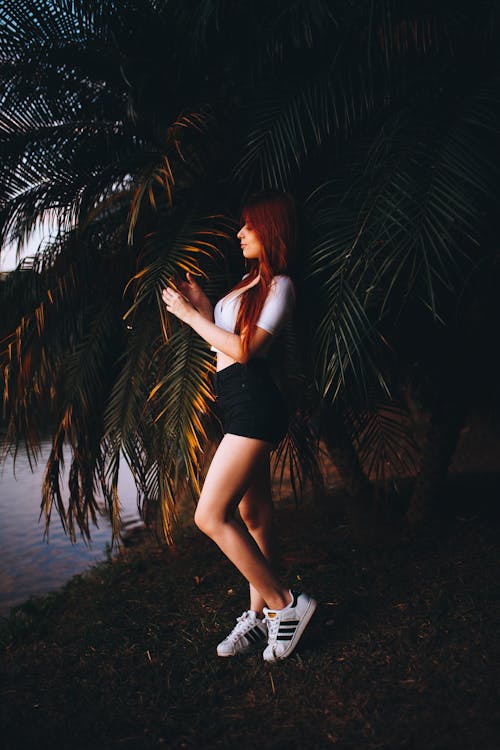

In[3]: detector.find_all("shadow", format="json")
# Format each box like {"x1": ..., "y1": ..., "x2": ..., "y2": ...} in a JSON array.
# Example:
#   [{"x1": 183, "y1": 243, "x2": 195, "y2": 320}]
[
  {"x1": 274, "y1": 472, "x2": 500, "y2": 656},
  {"x1": 438, "y1": 471, "x2": 500, "y2": 522}
]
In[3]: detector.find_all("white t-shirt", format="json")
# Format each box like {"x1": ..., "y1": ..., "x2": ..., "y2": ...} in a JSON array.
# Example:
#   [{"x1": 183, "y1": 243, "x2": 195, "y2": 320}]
[{"x1": 211, "y1": 274, "x2": 295, "y2": 356}]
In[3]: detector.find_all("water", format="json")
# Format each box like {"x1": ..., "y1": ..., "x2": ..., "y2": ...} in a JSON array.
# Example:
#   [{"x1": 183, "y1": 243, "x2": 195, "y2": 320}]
[{"x1": 0, "y1": 442, "x2": 144, "y2": 617}]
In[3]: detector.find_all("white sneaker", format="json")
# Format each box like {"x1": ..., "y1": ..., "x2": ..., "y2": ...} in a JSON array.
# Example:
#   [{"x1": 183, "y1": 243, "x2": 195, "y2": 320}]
[
  {"x1": 216, "y1": 610, "x2": 267, "y2": 657},
  {"x1": 263, "y1": 591, "x2": 317, "y2": 662}
]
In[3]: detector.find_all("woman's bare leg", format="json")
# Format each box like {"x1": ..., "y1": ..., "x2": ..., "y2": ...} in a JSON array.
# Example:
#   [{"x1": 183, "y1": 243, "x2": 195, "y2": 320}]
[
  {"x1": 194, "y1": 434, "x2": 291, "y2": 611},
  {"x1": 238, "y1": 451, "x2": 276, "y2": 615}
]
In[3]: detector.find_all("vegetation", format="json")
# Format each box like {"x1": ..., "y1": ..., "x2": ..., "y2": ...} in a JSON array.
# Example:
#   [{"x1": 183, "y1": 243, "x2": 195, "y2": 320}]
[{"x1": 1, "y1": 1, "x2": 499, "y2": 541}]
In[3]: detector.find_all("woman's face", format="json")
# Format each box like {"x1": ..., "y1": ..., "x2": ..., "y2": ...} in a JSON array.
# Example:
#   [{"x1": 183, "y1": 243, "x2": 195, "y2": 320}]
[{"x1": 237, "y1": 222, "x2": 264, "y2": 261}]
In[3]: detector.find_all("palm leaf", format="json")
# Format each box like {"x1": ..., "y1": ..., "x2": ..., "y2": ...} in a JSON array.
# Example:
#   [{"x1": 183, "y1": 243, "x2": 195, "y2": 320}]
[
  {"x1": 144, "y1": 325, "x2": 215, "y2": 541},
  {"x1": 345, "y1": 399, "x2": 420, "y2": 484}
]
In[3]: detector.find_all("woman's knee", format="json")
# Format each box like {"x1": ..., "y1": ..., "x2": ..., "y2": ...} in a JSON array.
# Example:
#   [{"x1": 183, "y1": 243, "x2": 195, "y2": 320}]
[
  {"x1": 194, "y1": 503, "x2": 224, "y2": 538},
  {"x1": 239, "y1": 501, "x2": 272, "y2": 532},
  {"x1": 194, "y1": 504, "x2": 210, "y2": 535}
]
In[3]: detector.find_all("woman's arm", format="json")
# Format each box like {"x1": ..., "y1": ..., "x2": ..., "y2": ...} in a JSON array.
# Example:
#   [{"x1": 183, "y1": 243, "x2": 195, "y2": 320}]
[{"x1": 161, "y1": 286, "x2": 271, "y2": 362}]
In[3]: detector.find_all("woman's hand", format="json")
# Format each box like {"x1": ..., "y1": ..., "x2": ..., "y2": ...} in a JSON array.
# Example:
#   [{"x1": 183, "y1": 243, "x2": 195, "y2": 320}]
[
  {"x1": 177, "y1": 272, "x2": 207, "y2": 309},
  {"x1": 161, "y1": 286, "x2": 195, "y2": 324},
  {"x1": 174, "y1": 272, "x2": 213, "y2": 320}
]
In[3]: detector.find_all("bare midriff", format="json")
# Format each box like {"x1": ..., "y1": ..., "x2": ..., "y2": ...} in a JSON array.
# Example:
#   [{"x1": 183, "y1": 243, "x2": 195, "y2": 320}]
[{"x1": 216, "y1": 351, "x2": 238, "y2": 372}]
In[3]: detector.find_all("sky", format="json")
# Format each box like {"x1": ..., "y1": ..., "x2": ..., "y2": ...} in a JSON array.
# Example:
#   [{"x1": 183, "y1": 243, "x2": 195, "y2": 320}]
[
  {"x1": 0, "y1": 241, "x2": 25, "y2": 272},
  {"x1": 0, "y1": 225, "x2": 51, "y2": 272}
]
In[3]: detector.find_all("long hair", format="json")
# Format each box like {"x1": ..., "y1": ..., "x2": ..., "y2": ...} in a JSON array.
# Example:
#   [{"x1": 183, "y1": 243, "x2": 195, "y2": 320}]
[{"x1": 229, "y1": 190, "x2": 298, "y2": 359}]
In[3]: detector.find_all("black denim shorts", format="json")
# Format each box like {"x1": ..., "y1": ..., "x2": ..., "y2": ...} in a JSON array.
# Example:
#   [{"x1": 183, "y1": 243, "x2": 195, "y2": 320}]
[{"x1": 214, "y1": 359, "x2": 288, "y2": 447}]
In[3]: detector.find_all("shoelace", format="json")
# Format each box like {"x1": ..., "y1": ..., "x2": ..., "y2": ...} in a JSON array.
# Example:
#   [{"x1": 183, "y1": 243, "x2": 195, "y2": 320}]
[
  {"x1": 226, "y1": 612, "x2": 255, "y2": 642},
  {"x1": 265, "y1": 613, "x2": 281, "y2": 642}
]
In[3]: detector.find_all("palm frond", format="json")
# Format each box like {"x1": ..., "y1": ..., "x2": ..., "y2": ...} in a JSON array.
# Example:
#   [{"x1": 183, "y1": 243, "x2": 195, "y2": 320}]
[
  {"x1": 233, "y1": 67, "x2": 371, "y2": 190},
  {"x1": 38, "y1": 294, "x2": 123, "y2": 541},
  {"x1": 272, "y1": 409, "x2": 325, "y2": 504},
  {"x1": 127, "y1": 107, "x2": 218, "y2": 243},
  {"x1": 304, "y1": 68, "x2": 500, "y2": 402},
  {"x1": 345, "y1": 399, "x2": 420, "y2": 484},
  {"x1": 124, "y1": 210, "x2": 231, "y2": 321},
  {"x1": 361, "y1": 80, "x2": 500, "y2": 316},
  {"x1": 144, "y1": 325, "x2": 215, "y2": 541},
  {"x1": 233, "y1": 0, "x2": 453, "y2": 190}
]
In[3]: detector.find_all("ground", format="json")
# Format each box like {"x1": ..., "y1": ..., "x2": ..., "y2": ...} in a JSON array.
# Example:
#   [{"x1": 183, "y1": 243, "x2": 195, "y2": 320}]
[{"x1": 1, "y1": 463, "x2": 499, "y2": 750}]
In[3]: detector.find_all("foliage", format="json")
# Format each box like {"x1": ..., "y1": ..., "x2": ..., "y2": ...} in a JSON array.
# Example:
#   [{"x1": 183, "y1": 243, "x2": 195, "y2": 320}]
[{"x1": 1, "y1": 0, "x2": 499, "y2": 540}]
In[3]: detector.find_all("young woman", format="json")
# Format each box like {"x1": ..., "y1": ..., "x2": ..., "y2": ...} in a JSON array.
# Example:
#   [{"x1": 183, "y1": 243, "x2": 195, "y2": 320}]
[{"x1": 161, "y1": 191, "x2": 316, "y2": 662}]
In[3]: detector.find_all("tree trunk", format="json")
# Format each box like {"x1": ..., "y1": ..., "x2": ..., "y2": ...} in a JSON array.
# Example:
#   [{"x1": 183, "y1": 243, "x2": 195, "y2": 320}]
[
  {"x1": 406, "y1": 398, "x2": 465, "y2": 525},
  {"x1": 321, "y1": 403, "x2": 376, "y2": 539}
]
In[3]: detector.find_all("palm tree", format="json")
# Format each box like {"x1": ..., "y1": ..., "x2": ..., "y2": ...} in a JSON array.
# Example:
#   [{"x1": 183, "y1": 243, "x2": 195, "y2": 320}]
[
  {"x1": 0, "y1": 0, "x2": 230, "y2": 542},
  {"x1": 1, "y1": 0, "x2": 499, "y2": 543}
]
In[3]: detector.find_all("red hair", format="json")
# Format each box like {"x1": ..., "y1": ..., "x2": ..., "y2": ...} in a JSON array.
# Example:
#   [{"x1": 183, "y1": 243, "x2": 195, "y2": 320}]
[{"x1": 230, "y1": 190, "x2": 298, "y2": 359}]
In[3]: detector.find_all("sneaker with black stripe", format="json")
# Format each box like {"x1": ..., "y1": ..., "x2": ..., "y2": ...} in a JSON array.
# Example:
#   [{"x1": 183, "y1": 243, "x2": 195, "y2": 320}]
[
  {"x1": 216, "y1": 610, "x2": 267, "y2": 657},
  {"x1": 263, "y1": 591, "x2": 317, "y2": 662}
]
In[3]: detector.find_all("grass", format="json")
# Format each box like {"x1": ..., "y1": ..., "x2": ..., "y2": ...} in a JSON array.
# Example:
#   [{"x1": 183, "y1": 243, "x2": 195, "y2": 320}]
[{"x1": 1, "y1": 474, "x2": 499, "y2": 750}]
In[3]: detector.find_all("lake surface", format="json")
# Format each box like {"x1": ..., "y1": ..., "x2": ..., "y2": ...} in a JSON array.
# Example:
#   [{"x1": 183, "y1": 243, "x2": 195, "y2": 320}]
[{"x1": 0, "y1": 441, "x2": 144, "y2": 617}]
